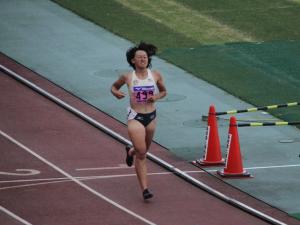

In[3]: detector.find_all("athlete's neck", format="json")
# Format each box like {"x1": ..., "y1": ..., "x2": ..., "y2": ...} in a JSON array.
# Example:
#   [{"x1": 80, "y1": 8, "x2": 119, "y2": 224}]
[{"x1": 135, "y1": 68, "x2": 148, "y2": 78}]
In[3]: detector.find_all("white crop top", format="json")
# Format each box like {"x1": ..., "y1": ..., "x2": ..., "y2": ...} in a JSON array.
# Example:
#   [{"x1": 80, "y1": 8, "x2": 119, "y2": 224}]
[{"x1": 130, "y1": 69, "x2": 159, "y2": 103}]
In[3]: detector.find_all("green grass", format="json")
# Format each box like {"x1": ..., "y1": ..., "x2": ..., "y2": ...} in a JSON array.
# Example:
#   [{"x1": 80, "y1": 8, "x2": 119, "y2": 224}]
[
  {"x1": 52, "y1": 0, "x2": 300, "y2": 123},
  {"x1": 291, "y1": 213, "x2": 300, "y2": 220},
  {"x1": 115, "y1": 0, "x2": 254, "y2": 44},
  {"x1": 160, "y1": 41, "x2": 300, "y2": 121},
  {"x1": 51, "y1": 0, "x2": 198, "y2": 49},
  {"x1": 177, "y1": 0, "x2": 300, "y2": 41},
  {"x1": 52, "y1": 0, "x2": 300, "y2": 46}
]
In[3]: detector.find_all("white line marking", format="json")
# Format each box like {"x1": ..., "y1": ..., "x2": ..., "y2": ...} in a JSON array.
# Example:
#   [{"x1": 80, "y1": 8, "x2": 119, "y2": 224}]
[
  {"x1": 0, "y1": 173, "x2": 173, "y2": 191},
  {"x1": 0, "y1": 175, "x2": 138, "y2": 191},
  {"x1": 0, "y1": 130, "x2": 156, "y2": 225},
  {"x1": 76, "y1": 165, "x2": 133, "y2": 171},
  {"x1": 0, "y1": 205, "x2": 32, "y2": 225},
  {"x1": 245, "y1": 164, "x2": 300, "y2": 170},
  {"x1": 2, "y1": 163, "x2": 300, "y2": 185},
  {"x1": 0, "y1": 179, "x2": 73, "y2": 191},
  {"x1": 0, "y1": 172, "x2": 173, "y2": 191},
  {"x1": 3, "y1": 162, "x2": 300, "y2": 191},
  {"x1": 188, "y1": 163, "x2": 300, "y2": 173},
  {"x1": 76, "y1": 163, "x2": 300, "y2": 172},
  {"x1": 0, "y1": 177, "x2": 69, "y2": 184},
  {"x1": 0, "y1": 172, "x2": 169, "y2": 185},
  {"x1": 0, "y1": 169, "x2": 40, "y2": 176}
]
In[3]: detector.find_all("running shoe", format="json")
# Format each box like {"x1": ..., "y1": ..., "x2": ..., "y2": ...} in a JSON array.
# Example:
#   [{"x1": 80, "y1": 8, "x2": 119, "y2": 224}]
[
  {"x1": 143, "y1": 189, "x2": 153, "y2": 200},
  {"x1": 125, "y1": 145, "x2": 134, "y2": 167}
]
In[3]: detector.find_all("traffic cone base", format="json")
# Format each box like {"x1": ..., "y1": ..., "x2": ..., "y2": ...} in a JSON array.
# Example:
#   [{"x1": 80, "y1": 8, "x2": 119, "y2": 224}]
[
  {"x1": 196, "y1": 158, "x2": 225, "y2": 166},
  {"x1": 191, "y1": 159, "x2": 225, "y2": 169},
  {"x1": 217, "y1": 169, "x2": 251, "y2": 178}
]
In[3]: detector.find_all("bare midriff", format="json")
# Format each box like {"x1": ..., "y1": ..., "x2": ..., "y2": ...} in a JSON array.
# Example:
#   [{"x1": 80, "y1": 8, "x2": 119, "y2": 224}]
[{"x1": 129, "y1": 93, "x2": 156, "y2": 114}]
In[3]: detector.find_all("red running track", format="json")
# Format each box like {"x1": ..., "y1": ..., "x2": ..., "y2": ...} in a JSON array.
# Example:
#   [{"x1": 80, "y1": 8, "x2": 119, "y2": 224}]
[{"x1": 1, "y1": 54, "x2": 298, "y2": 225}]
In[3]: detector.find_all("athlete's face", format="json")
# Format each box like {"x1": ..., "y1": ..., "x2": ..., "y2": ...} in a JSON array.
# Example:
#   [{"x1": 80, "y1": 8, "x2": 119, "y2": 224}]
[{"x1": 132, "y1": 50, "x2": 148, "y2": 69}]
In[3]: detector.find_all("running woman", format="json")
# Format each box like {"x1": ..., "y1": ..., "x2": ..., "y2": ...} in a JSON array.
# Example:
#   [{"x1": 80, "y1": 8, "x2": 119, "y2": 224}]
[{"x1": 111, "y1": 42, "x2": 167, "y2": 200}]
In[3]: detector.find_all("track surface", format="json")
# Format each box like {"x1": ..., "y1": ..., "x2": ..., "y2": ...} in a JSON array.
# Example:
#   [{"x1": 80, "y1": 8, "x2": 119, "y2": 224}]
[{"x1": 1, "y1": 55, "x2": 299, "y2": 225}]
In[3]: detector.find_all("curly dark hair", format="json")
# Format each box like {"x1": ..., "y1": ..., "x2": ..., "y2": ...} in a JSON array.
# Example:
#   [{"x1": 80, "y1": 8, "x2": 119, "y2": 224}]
[{"x1": 126, "y1": 42, "x2": 157, "y2": 69}]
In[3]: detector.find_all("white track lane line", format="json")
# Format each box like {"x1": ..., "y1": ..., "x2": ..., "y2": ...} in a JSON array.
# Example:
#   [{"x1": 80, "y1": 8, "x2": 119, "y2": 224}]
[
  {"x1": 0, "y1": 172, "x2": 173, "y2": 191},
  {"x1": 0, "y1": 169, "x2": 40, "y2": 176},
  {"x1": 2, "y1": 164, "x2": 300, "y2": 186},
  {"x1": 0, "y1": 205, "x2": 32, "y2": 225},
  {"x1": 0, "y1": 172, "x2": 170, "y2": 184},
  {"x1": 76, "y1": 163, "x2": 300, "y2": 172},
  {"x1": 0, "y1": 130, "x2": 156, "y2": 225},
  {"x1": 76, "y1": 165, "x2": 133, "y2": 171},
  {"x1": 245, "y1": 164, "x2": 300, "y2": 170},
  {"x1": 3, "y1": 162, "x2": 300, "y2": 191}
]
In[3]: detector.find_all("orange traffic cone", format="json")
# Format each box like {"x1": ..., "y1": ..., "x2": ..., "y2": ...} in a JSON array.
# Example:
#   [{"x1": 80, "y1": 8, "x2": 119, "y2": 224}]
[
  {"x1": 194, "y1": 105, "x2": 224, "y2": 166},
  {"x1": 217, "y1": 116, "x2": 251, "y2": 177}
]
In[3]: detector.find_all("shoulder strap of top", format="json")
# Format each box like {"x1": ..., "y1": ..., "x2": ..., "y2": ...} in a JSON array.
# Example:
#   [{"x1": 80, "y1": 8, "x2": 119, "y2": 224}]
[
  {"x1": 147, "y1": 69, "x2": 155, "y2": 80},
  {"x1": 132, "y1": 70, "x2": 136, "y2": 79},
  {"x1": 130, "y1": 71, "x2": 136, "y2": 87}
]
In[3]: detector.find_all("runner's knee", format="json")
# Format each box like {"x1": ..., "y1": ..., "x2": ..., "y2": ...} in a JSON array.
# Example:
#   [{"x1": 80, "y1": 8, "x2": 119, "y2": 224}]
[{"x1": 135, "y1": 151, "x2": 147, "y2": 160}]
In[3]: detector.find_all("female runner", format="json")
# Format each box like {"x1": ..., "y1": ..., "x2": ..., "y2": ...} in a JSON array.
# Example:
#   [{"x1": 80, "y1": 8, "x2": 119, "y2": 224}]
[{"x1": 111, "y1": 42, "x2": 167, "y2": 200}]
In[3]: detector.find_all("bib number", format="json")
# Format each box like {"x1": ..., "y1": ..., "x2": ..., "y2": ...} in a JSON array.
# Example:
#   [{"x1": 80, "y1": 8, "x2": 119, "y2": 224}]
[{"x1": 133, "y1": 86, "x2": 154, "y2": 103}]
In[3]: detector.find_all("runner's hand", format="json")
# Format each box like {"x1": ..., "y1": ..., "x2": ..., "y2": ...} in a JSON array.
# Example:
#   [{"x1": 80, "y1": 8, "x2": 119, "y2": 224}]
[
  {"x1": 147, "y1": 95, "x2": 157, "y2": 103},
  {"x1": 113, "y1": 90, "x2": 126, "y2": 99}
]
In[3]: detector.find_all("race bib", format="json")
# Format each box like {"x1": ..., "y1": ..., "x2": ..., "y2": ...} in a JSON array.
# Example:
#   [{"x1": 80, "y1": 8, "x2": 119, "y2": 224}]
[{"x1": 133, "y1": 85, "x2": 155, "y2": 103}]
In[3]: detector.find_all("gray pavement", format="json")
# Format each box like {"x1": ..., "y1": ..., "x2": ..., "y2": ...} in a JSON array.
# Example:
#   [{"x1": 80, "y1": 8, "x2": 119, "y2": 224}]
[{"x1": 1, "y1": 0, "x2": 299, "y2": 216}]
